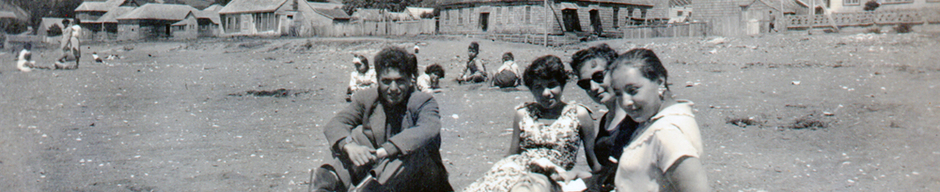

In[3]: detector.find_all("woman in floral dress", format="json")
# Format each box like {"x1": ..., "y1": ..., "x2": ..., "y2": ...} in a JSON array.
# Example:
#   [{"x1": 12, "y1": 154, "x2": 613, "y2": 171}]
[{"x1": 464, "y1": 55, "x2": 599, "y2": 192}]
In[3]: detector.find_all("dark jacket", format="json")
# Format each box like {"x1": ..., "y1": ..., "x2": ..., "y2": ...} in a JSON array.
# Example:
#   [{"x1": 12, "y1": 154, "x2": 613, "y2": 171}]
[{"x1": 323, "y1": 87, "x2": 451, "y2": 191}]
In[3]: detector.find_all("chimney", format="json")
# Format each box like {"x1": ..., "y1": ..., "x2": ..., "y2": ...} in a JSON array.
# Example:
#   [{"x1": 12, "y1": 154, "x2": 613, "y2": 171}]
[{"x1": 293, "y1": 0, "x2": 298, "y2": 11}]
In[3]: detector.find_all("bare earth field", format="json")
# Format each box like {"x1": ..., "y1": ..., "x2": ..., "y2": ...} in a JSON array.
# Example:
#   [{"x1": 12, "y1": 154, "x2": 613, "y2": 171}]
[{"x1": 1, "y1": 33, "x2": 939, "y2": 191}]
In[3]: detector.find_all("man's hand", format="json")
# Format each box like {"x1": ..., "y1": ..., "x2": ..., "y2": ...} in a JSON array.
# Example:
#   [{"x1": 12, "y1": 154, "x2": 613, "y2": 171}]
[{"x1": 343, "y1": 143, "x2": 375, "y2": 166}]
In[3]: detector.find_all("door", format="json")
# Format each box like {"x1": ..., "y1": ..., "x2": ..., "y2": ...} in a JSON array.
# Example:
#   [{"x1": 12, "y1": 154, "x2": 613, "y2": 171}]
[
  {"x1": 589, "y1": 9, "x2": 602, "y2": 35},
  {"x1": 480, "y1": 13, "x2": 489, "y2": 32},
  {"x1": 562, "y1": 9, "x2": 582, "y2": 32}
]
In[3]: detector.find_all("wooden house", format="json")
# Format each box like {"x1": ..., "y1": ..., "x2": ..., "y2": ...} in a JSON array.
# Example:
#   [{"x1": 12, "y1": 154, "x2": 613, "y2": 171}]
[
  {"x1": 437, "y1": 0, "x2": 653, "y2": 36},
  {"x1": 218, "y1": 0, "x2": 335, "y2": 37},
  {"x1": 116, "y1": 3, "x2": 200, "y2": 41},
  {"x1": 197, "y1": 4, "x2": 223, "y2": 37},
  {"x1": 828, "y1": 0, "x2": 940, "y2": 13},
  {"x1": 694, "y1": 0, "x2": 809, "y2": 36}
]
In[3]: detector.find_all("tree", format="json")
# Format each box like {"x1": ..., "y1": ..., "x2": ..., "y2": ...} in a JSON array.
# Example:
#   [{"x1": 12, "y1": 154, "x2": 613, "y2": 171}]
[
  {"x1": 342, "y1": 0, "x2": 428, "y2": 15},
  {"x1": 863, "y1": 0, "x2": 880, "y2": 11}
]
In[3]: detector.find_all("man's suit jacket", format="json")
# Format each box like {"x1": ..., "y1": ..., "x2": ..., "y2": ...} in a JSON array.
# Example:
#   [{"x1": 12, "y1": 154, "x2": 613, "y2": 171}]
[{"x1": 324, "y1": 87, "x2": 442, "y2": 161}]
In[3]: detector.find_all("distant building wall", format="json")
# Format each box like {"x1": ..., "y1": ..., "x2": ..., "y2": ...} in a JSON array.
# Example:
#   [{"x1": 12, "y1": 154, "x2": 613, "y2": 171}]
[
  {"x1": 694, "y1": 0, "x2": 744, "y2": 36},
  {"x1": 439, "y1": 1, "x2": 649, "y2": 36},
  {"x1": 117, "y1": 21, "x2": 141, "y2": 41}
]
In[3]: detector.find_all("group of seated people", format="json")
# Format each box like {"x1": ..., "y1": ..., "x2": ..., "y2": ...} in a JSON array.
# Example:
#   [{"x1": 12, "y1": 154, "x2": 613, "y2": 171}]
[
  {"x1": 13, "y1": 19, "x2": 83, "y2": 72},
  {"x1": 322, "y1": 44, "x2": 707, "y2": 192},
  {"x1": 455, "y1": 42, "x2": 524, "y2": 89}
]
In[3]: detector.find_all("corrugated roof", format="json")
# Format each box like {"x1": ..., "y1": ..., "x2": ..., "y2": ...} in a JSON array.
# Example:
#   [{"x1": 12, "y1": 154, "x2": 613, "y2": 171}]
[
  {"x1": 117, "y1": 3, "x2": 198, "y2": 21},
  {"x1": 171, "y1": 15, "x2": 197, "y2": 26},
  {"x1": 75, "y1": 0, "x2": 126, "y2": 12},
  {"x1": 198, "y1": 5, "x2": 222, "y2": 24},
  {"x1": 314, "y1": 8, "x2": 350, "y2": 20},
  {"x1": 443, "y1": 0, "x2": 653, "y2": 7},
  {"x1": 218, "y1": 0, "x2": 287, "y2": 14},
  {"x1": 308, "y1": 2, "x2": 343, "y2": 9},
  {"x1": 0, "y1": 11, "x2": 16, "y2": 19},
  {"x1": 203, "y1": 4, "x2": 223, "y2": 12},
  {"x1": 87, "y1": 6, "x2": 136, "y2": 23},
  {"x1": 0, "y1": 1, "x2": 28, "y2": 20}
]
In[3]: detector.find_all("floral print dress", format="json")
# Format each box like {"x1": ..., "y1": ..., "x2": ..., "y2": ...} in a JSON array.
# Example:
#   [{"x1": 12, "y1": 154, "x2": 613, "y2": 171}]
[{"x1": 463, "y1": 103, "x2": 585, "y2": 192}]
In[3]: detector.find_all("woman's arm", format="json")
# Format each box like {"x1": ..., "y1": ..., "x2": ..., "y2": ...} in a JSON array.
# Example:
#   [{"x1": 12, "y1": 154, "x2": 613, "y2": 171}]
[
  {"x1": 508, "y1": 109, "x2": 525, "y2": 155},
  {"x1": 665, "y1": 156, "x2": 709, "y2": 192},
  {"x1": 576, "y1": 106, "x2": 602, "y2": 172}
]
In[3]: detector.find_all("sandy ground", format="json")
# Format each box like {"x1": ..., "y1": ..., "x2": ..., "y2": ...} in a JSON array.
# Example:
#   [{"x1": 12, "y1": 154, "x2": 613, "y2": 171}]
[{"x1": 1, "y1": 33, "x2": 939, "y2": 191}]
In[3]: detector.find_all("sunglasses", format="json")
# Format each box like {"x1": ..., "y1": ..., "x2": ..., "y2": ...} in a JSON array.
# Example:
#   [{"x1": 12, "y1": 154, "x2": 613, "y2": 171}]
[{"x1": 577, "y1": 72, "x2": 605, "y2": 90}]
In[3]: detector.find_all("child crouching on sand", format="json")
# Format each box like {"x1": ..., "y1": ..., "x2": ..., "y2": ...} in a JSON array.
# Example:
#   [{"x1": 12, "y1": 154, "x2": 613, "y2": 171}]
[{"x1": 346, "y1": 54, "x2": 376, "y2": 102}]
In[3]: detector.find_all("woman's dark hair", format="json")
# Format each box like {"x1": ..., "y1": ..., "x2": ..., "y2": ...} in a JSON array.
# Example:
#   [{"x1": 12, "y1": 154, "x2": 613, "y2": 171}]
[
  {"x1": 425, "y1": 63, "x2": 445, "y2": 78},
  {"x1": 62, "y1": 19, "x2": 70, "y2": 25},
  {"x1": 608, "y1": 48, "x2": 669, "y2": 90},
  {"x1": 354, "y1": 54, "x2": 369, "y2": 70},
  {"x1": 374, "y1": 47, "x2": 418, "y2": 78},
  {"x1": 523, "y1": 55, "x2": 568, "y2": 88},
  {"x1": 469, "y1": 42, "x2": 479, "y2": 52},
  {"x1": 74, "y1": 18, "x2": 80, "y2": 25},
  {"x1": 24, "y1": 43, "x2": 32, "y2": 50},
  {"x1": 570, "y1": 43, "x2": 618, "y2": 75},
  {"x1": 502, "y1": 52, "x2": 514, "y2": 62}
]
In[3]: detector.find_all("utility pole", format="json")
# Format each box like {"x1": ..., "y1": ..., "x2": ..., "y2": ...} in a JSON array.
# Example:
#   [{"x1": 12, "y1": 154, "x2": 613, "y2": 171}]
[{"x1": 544, "y1": 0, "x2": 549, "y2": 47}]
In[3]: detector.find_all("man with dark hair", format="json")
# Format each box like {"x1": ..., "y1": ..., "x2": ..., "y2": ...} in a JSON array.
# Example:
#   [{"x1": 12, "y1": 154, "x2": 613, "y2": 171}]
[{"x1": 311, "y1": 47, "x2": 453, "y2": 191}]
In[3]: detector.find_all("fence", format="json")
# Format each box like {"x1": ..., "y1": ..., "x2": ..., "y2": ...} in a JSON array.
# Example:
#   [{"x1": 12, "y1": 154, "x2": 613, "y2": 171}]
[
  {"x1": 787, "y1": 8, "x2": 940, "y2": 29},
  {"x1": 477, "y1": 33, "x2": 581, "y2": 47},
  {"x1": 621, "y1": 22, "x2": 708, "y2": 39},
  {"x1": 305, "y1": 18, "x2": 436, "y2": 37},
  {"x1": 3, "y1": 34, "x2": 45, "y2": 51}
]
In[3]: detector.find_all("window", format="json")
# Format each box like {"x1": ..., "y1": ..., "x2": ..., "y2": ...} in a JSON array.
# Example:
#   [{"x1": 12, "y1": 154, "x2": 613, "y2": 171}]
[
  {"x1": 525, "y1": 6, "x2": 531, "y2": 24},
  {"x1": 253, "y1": 12, "x2": 276, "y2": 32},
  {"x1": 224, "y1": 15, "x2": 239, "y2": 32},
  {"x1": 613, "y1": 7, "x2": 619, "y2": 28},
  {"x1": 459, "y1": 9, "x2": 463, "y2": 25},
  {"x1": 508, "y1": 7, "x2": 514, "y2": 24},
  {"x1": 677, "y1": 11, "x2": 683, "y2": 16},
  {"x1": 844, "y1": 0, "x2": 860, "y2": 5},
  {"x1": 496, "y1": 7, "x2": 501, "y2": 25}
]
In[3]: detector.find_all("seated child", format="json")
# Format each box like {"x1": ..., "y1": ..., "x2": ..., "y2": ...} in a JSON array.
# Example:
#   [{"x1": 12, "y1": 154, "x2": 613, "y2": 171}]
[
  {"x1": 16, "y1": 43, "x2": 44, "y2": 72},
  {"x1": 493, "y1": 52, "x2": 522, "y2": 88},
  {"x1": 457, "y1": 42, "x2": 487, "y2": 84},
  {"x1": 345, "y1": 54, "x2": 376, "y2": 102},
  {"x1": 417, "y1": 64, "x2": 445, "y2": 93}
]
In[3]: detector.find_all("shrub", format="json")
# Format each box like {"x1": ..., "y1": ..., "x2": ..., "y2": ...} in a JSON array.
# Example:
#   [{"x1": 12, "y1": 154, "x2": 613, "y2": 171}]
[
  {"x1": 895, "y1": 23, "x2": 912, "y2": 33},
  {"x1": 867, "y1": 27, "x2": 881, "y2": 34},
  {"x1": 47, "y1": 25, "x2": 63, "y2": 36},
  {"x1": 864, "y1": 0, "x2": 880, "y2": 11}
]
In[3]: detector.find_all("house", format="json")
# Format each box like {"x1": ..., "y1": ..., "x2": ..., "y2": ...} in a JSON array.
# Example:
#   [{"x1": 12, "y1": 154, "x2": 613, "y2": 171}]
[
  {"x1": 116, "y1": 3, "x2": 200, "y2": 40},
  {"x1": 406, "y1": 7, "x2": 435, "y2": 20},
  {"x1": 437, "y1": 0, "x2": 654, "y2": 36},
  {"x1": 75, "y1": 0, "x2": 141, "y2": 40},
  {"x1": 827, "y1": 0, "x2": 940, "y2": 13},
  {"x1": 218, "y1": 0, "x2": 326, "y2": 36},
  {"x1": 0, "y1": 0, "x2": 29, "y2": 32},
  {"x1": 694, "y1": 0, "x2": 810, "y2": 36},
  {"x1": 37, "y1": 18, "x2": 73, "y2": 37},
  {"x1": 75, "y1": 0, "x2": 128, "y2": 22},
  {"x1": 197, "y1": 4, "x2": 223, "y2": 37}
]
